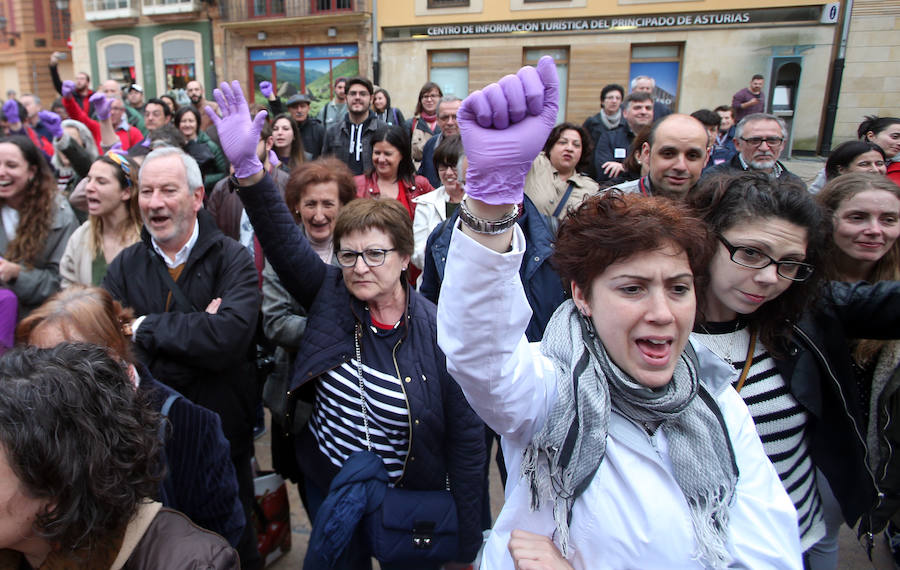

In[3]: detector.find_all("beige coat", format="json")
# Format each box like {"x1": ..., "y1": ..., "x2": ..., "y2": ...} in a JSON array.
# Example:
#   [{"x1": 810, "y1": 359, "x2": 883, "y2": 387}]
[{"x1": 523, "y1": 152, "x2": 598, "y2": 223}]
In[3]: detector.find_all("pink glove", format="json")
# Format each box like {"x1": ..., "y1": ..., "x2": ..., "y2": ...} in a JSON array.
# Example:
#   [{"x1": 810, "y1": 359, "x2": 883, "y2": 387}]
[
  {"x1": 2, "y1": 100, "x2": 20, "y2": 124},
  {"x1": 38, "y1": 111, "x2": 63, "y2": 139},
  {"x1": 206, "y1": 80, "x2": 268, "y2": 179},
  {"x1": 268, "y1": 150, "x2": 280, "y2": 167},
  {"x1": 90, "y1": 92, "x2": 112, "y2": 120},
  {"x1": 259, "y1": 81, "x2": 274, "y2": 99},
  {"x1": 62, "y1": 80, "x2": 75, "y2": 98},
  {"x1": 458, "y1": 56, "x2": 558, "y2": 205}
]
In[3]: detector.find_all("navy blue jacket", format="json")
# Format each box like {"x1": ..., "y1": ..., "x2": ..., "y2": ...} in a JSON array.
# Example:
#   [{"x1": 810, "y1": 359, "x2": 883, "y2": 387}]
[
  {"x1": 594, "y1": 123, "x2": 636, "y2": 183},
  {"x1": 418, "y1": 134, "x2": 441, "y2": 189},
  {"x1": 141, "y1": 367, "x2": 245, "y2": 547},
  {"x1": 420, "y1": 196, "x2": 566, "y2": 342},
  {"x1": 237, "y1": 173, "x2": 486, "y2": 563}
]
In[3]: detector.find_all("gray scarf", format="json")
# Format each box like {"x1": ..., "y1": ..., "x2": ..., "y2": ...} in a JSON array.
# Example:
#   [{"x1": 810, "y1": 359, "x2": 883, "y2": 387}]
[
  {"x1": 599, "y1": 109, "x2": 621, "y2": 131},
  {"x1": 522, "y1": 300, "x2": 738, "y2": 567}
]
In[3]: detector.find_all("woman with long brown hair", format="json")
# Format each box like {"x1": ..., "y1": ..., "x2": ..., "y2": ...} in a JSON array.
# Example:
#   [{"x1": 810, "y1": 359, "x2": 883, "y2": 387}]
[
  {"x1": 59, "y1": 150, "x2": 141, "y2": 287},
  {"x1": 0, "y1": 135, "x2": 79, "y2": 316}
]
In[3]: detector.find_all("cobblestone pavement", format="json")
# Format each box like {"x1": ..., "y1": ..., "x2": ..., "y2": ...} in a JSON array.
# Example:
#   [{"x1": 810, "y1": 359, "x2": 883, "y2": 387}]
[{"x1": 260, "y1": 155, "x2": 882, "y2": 570}]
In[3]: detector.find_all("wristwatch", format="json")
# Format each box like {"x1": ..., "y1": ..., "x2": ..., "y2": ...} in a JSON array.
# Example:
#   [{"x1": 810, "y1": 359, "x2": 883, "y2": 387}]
[{"x1": 458, "y1": 199, "x2": 520, "y2": 235}]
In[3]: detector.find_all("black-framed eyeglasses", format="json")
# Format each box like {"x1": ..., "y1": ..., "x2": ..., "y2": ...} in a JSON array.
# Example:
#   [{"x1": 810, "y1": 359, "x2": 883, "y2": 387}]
[
  {"x1": 336, "y1": 248, "x2": 396, "y2": 268},
  {"x1": 717, "y1": 236, "x2": 814, "y2": 282},
  {"x1": 738, "y1": 136, "x2": 784, "y2": 148}
]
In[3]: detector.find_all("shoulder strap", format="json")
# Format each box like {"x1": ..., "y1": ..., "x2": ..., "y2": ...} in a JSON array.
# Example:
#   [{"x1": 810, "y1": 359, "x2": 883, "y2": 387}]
[
  {"x1": 552, "y1": 181, "x2": 577, "y2": 218},
  {"x1": 157, "y1": 392, "x2": 180, "y2": 503},
  {"x1": 151, "y1": 253, "x2": 198, "y2": 313}
]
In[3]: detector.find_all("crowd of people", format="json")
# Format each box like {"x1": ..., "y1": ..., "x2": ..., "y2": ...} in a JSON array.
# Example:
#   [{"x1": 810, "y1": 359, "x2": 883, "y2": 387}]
[{"x1": 0, "y1": 50, "x2": 899, "y2": 570}]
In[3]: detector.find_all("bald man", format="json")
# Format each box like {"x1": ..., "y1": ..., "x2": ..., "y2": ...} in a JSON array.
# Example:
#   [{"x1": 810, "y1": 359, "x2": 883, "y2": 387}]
[{"x1": 604, "y1": 114, "x2": 711, "y2": 200}]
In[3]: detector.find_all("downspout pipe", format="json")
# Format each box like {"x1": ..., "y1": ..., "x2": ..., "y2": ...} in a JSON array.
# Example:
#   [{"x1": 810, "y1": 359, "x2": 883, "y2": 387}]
[{"x1": 820, "y1": 0, "x2": 854, "y2": 154}]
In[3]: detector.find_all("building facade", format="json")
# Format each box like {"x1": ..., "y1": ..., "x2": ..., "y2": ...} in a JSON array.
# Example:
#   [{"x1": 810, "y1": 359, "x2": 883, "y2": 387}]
[
  {"x1": 0, "y1": 0, "x2": 73, "y2": 105},
  {"x1": 377, "y1": 0, "x2": 843, "y2": 153},
  {"x1": 215, "y1": 0, "x2": 371, "y2": 116}
]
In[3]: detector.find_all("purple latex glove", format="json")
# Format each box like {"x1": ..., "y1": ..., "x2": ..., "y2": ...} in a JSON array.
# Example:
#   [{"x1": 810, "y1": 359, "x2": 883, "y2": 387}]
[
  {"x1": 458, "y1": 56, "x2": 558, "y2": 205},
  {"x1": 62, "y1": 80, "x2": 76, "y2": 98},
  {"x1": 2, "y1": 100, "x2": 20, "y2": 124},
  {"x1": 206, "y1": 80, "x2": 267, "y2": 179},
  {"x1": 268, "y1": 150, "x2": 280, "y2": 167},
  {"x1": 38, "y1": 111, "x2": 63, "y2": 139},
  {"x1": 90, "y1": 92, "x2": 112, "y2": 121},
  {"x1": 259, "y1": 81, "x2": 274, "y2": 99}
]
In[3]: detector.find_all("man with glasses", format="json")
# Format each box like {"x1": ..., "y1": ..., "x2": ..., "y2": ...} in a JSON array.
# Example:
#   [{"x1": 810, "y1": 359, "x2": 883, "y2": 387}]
[
  {"x1": 321, "y1": 76, "x2": 387, "y2": 175},
  {"x1": 705, "y1": 113, "x2": 805, "y2": 187},
  {"x1": 418, "y1": 95, "x2": 462, "y2": 188}
]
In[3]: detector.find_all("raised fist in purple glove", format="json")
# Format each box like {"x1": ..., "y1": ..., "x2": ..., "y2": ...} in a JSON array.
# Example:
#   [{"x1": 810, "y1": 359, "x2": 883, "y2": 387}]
[
  {"x1": 1, "y1": 100, "x2": 20, "y2": 125},
  {"x1": 62, "y1": 80, "x2": 76, "y2": 98},
  {"x1": 259, "y1": 81, "x2": 274, "y2": 99},
  {"x1": 90, "y1": 92, "x2": 112, "y2": 121},
  {"x1": 206, "y1": 80, "x2": 268, "y2": 179},
  {"x1": 458, "y1": 55, "x2": 558, "y2": 205},
  {"x1": 38, "y1": 111, "x2": 63, "y2": 139}
]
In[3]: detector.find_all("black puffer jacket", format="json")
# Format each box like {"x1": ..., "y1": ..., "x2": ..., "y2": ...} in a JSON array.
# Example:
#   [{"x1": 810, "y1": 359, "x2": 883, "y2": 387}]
[
  {"x1": 237, "y1": 173, "x2": 486, "y2": 563},
  {"x1": 103, "y1": 210, "x2": 260, "y2": 457}
]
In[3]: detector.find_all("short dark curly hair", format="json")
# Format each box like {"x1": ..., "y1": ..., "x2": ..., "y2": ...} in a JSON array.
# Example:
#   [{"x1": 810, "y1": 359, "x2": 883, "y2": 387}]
[
  {"x1": 0, "y1": 343, "x2": 164, "y2": 550},
  {"x1": 541, "y1": 122, "x2": 594, "y2": 174},
  {"x1": 685, "y1": 172, "x2": 829, "y2": 354},
  {"x1": 553, "y1": 192, "x2": 712, "y2": 302}
]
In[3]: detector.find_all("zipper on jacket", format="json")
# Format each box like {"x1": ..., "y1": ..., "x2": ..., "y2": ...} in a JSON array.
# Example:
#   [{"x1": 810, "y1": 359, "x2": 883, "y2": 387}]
[
  {"x1": 792, "y1": 326, "x2": 881, "y2": 495},
  {"x1": 879, "y1": 396, "x2": 894, "y2": 482},
  {"x1": 390, "y1": 336, "x2": 414, "y2": 486}
]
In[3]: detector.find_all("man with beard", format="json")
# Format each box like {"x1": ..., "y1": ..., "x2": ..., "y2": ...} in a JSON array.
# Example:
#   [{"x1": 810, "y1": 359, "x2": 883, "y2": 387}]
[
  {"x1": 50, "y1": 52, "x2": 94, "y2": 116},
  {"x1": 317, "y1": 76, "x2": 348, "y2": 129},
  {"x1": 732, "y1": 74, "x2": 766, "y2": 122},
  {"x1": 704, "y1": 113, "x2": 804, "y2": 186},
  {"x1": 187, "y1": 80, "x2": 221, "y2": 132},
  {"x1": 605, "y1": 114, "x2": 710, "y2": 201},
  {"x1": 320, "y1": 76, "x2": 386, "y2": 175}
]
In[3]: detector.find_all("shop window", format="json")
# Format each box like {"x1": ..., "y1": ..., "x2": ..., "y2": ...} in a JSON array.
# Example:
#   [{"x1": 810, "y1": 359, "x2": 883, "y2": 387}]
[
  {"x1": 629, "y1": 44, "x2": 682, "y2": 112},
  {"x1": 428, "y1": 51, "x2": 468, "y2": 99},
  {"x1": 105, "y1": 43, "x2": 137, "y2": 85},
  {"x1": 311, "y1": 0, "x2": 353, "y2": 12},
  {"x1": 97, "y1": 35, "x2": 143, "y2": 87},
  {"x1": 250, "y1": 0, "x2": 284, "y2": 17},
  {"x1": 428, "y1": 0, "x2": 469, "y2": 7},
  {"x1": 524, "y1": 47, "x2": 568, "y2": 124},
  {"x1": 249, "y1": 44, "x2": 359, "y2": 116},
  {"x1": 162, "y1": 39, "x2": 196, "y2": 91}
]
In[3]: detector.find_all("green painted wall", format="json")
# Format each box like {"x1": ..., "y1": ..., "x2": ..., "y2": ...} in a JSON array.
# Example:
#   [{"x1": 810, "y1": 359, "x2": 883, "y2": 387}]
[{"x1": 88, "y1": 21, "x2": 213, "y2": 97}]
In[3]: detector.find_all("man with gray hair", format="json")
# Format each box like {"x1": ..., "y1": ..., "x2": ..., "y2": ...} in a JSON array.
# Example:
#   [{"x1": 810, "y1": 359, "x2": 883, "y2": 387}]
[
  {"x1": 703, "y1": 113, "x2": 804, "y2": 186},
  {"x1": 631, "y1": 75, "x2": 672, "y2": 120},
  {"x1": 103, "y1": 146, "x2": 262, "y2": 569},
  {"x1": 418, "y1": 94, "x2": 462, "y2": 187}
]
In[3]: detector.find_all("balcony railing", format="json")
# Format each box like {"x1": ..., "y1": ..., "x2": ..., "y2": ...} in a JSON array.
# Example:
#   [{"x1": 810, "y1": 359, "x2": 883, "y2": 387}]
[
  {"x1": 225, "y1": 0, "x2": 364, "y2": 21},
  {"x1": 84, "y1": 0, "x2": 139, "y2": 21},
  {"x1": 142, "y1": 0, "x2": 203, "y2": 16}
]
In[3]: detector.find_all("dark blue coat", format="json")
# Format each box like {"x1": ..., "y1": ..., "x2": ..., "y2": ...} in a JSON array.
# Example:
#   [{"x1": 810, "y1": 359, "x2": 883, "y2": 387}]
[
  {"x1": 140, "y1": 367, "x2": 246, "y2": 547},
  {"x1": 593, "y1": 123, "x2": 636, "y2": 182},
  {"x1": 420, "y1": 196, "x2": 566, "y2": 343},
  {"x1": 418, "y1": 134, "x2": 442, "y2": 189},
  {"x1": 237, "y1": 173, "x2": 486, "y2": 563}
]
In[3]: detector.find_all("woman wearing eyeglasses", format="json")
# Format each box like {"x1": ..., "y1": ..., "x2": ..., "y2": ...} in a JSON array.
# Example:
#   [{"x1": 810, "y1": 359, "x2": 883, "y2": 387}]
[
  {"x1": 207, "y1": 80, "x2": 486, "y2": 569},
  {"x1": 411, "y1": 134, "x2": 464, "y2": 272},
  {"x1": 688, "y1": 172, "x2": 895, "y2": 568},
  {"x1": 60, "y1": 150, "x2": 141, "y2": 287}
]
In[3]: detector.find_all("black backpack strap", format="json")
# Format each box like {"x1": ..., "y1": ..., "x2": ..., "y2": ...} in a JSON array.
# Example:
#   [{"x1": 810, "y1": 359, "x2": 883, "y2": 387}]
[{"x1": 151, "y1": 253, "x2": 198, "y2": 313}]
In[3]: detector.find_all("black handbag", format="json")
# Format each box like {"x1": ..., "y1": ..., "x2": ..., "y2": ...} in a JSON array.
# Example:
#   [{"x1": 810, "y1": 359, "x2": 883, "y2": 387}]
[{"x1": 351, "y1": 324, "x2": 460, "y2": 564}]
